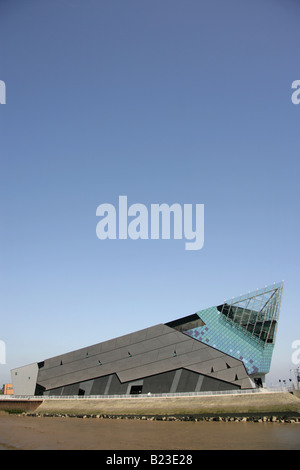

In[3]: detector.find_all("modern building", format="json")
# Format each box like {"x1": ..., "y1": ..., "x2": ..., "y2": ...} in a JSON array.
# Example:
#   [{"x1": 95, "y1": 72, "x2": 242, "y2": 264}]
[
  {"x1": 2, "y1": 383, "x2": 14, "y2": 395},
  {"x1": 11, "y1": 282, "x2": 284, "y2": 396}
]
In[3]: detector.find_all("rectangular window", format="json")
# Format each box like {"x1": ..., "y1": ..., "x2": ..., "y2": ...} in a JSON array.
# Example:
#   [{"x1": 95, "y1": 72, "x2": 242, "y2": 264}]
[{"x1": 130, "y1": 385, "x2": 143, "y2": 395}]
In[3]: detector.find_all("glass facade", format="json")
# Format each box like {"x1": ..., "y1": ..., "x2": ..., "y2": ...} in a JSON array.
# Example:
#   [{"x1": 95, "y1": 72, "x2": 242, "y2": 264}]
[{"x1": 184, "y1": 282, "x2": 283, "y2": 376}]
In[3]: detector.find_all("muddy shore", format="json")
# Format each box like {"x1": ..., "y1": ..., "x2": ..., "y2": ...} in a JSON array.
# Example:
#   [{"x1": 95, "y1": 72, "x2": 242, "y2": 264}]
[
  {"x1": 0, "y1": 413, "x2": 300, "y2": 450},
  {"x1": 1, "y1": 392, "x2": 299, "y2": 450}
]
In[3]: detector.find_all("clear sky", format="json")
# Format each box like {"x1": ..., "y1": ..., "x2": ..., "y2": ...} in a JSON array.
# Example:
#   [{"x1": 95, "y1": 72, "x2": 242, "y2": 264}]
[{"x1": 0, "y1": 0, "x2": 299, "y2": 387}]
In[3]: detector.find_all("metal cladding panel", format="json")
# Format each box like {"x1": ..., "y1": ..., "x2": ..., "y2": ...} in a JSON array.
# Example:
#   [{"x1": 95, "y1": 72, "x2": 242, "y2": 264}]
[
  {"x1": 62, "y1": 383, "x2": 79, "y2": 395},
  {"x1": 220, "y1": 356, "x2": 242, "y2": 368},
  {"x1": 46, "y1": 387, "x2": 63, "y2": 396},
  {"x1": 43, "y1": 366, "x2": 247, "y2": 396},
  {"x1": 79, "y1": 379, "x2": 94, "y2": 395},
  {"x1": 142, "y1": 370, "x2": 177, "y2": 394},
  {"x1": 209, "y1": 365, "x2": 249, "y2": 382},
  {"x1": 186, "y1": 348, "x2": 219, "y2": 363},
  {"x1": 191, "y1": 339, "x2": 208, "y2": 351},
  {"x1": 37, "y1": 325, "x2": 166, "y2": 377},
  {"x1": 40, "y1": 324, "x2": 168, "y2": 370},
  {"x1": 117, "y1": 358, "x2": 177, "y2": 383},
  {"x1": 200, "y1": 375, "x2": 238, "y2": 392},
  {"x1": 38, "y1": 325, "x2": 251, "y2": 389},
  {"x1": 11, "y1": 363, "x2": 39, "y2": 396},
  {"x1": 186, "y1": 362, "x2": 214, "y2": 376},
  {"x1": 236, "y1": 377, "x2": 255, "y2": 389},
  {"x1": 214, "y1": 366, "x2": 244, "y2": 382},
  {"x1": 37, "y1": 324, "x2": 178, "y2": 388},
  {"x1": 37, "y1": 325, "x2": 191, "y2": 388},
  {"x1": 36, "y1": 323, "x2": 252, "y2": 392},
  {"x1": 206, "y1": 357, "x2": 230, "y2": 373},
  {"x1": 90, "y1": 376, "x2": 110, "y2": 395},
  {"x1": 176, "y1": 369, "x2": 200, "y2": 393},
  {"x1": 108, "y1": 374, "x2": 129, "y2": 395},
  {"x1": 38, "y1": 347, "x2": 191, "y2": 388}
]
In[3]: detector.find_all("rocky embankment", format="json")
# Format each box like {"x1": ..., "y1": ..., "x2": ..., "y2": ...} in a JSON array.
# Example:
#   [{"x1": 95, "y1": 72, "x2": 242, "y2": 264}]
[
  {"x1": 18, "y1": 411, "x2": 300, "y2": 423},
  {"x1": 34, "y1": 391, "x2": 300, "y2": 414},
  {"x1": 3, "y1": 391, "x2": 300, "y2": 423}
]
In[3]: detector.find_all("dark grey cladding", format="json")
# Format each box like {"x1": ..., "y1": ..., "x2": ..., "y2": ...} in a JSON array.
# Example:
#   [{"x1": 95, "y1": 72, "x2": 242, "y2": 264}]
[
  {"x1": 35, "y1": 323, "x2": 253, "y2": 395},
  {"x1": 42, "y1": 368, "x2": 240, "y2": 396}
]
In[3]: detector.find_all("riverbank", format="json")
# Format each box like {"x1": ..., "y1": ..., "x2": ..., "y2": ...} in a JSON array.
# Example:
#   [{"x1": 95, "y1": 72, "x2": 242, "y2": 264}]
[
  {"x1": 0, "y1": 414, "x2": 300, "y2": 450},
  {"x1": 18, "y1": 411, "x2": 300, "y2": 423},
  {"x1": 1, "y1": 392, "x2": 300, "y2": 450},
  {"x1": 5, "y1": 391, "x2": 298, "y2": 417}
]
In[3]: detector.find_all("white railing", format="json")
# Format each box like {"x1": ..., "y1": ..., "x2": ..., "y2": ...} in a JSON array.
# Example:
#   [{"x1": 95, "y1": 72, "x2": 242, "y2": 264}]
[{"x1": 0, "y1": 387, "x2": 272, "y2": 400}]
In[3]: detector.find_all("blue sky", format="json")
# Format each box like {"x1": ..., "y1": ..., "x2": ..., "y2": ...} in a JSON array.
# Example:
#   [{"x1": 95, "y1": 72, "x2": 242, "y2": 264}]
[{"x1": 0, "y1": 0, "x2": 299, "y2": 386}]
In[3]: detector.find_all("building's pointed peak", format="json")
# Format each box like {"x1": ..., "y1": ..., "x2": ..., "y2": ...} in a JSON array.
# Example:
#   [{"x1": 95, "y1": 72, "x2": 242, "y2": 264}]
[{"x1": 218, "y1": 282, "x2": 284, "y2": 345}]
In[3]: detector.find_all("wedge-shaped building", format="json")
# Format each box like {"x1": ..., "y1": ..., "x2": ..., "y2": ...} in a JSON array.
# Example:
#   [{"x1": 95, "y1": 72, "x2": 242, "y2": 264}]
[{"x1": 11, "y1": 282, "x2": 283, "y2": 396}]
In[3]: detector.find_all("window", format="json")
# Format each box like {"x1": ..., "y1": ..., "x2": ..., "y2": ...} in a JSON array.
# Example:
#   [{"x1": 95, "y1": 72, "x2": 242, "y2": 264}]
[
  {"x1": 130, "y1": 385, "x2": 143, "y2": 395},
  {"x1": 217, "y1": 284, "x2": 283, "y2": 345},
  {"x1": 254, "y1": 378, "x2": 263, "y2": 388},
  {"x1": 166, "y1": 314, "x2": 205, "y2": 333}
]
